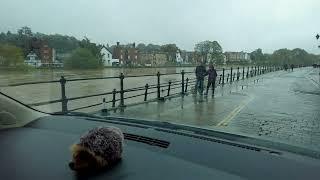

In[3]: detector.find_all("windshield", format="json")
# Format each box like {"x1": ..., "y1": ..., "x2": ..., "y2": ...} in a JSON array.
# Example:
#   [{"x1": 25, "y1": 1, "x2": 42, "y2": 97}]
[{"x1": 0, "y1": 0, "x2": 320, "y2": 154}]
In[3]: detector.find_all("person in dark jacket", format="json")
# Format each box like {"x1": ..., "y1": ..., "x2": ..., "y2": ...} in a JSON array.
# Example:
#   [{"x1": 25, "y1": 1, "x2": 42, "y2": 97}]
[
  {"x1": 195, "y1": 61, "x2": 207, "y2": 95},
  {"x1": 205, "y1": 64, "x2": 217, "y2": 96}
]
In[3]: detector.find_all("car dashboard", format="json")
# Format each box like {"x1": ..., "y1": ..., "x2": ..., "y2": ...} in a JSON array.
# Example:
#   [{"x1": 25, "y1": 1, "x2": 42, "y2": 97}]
[{"x1": 0, "y1": 115, "x2": 320, "y2": 180}]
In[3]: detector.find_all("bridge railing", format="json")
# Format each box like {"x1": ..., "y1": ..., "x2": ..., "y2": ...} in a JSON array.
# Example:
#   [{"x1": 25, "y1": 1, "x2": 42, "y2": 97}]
[{"x1": 2, "y1": 65, "x2": 282, "y2": 114}]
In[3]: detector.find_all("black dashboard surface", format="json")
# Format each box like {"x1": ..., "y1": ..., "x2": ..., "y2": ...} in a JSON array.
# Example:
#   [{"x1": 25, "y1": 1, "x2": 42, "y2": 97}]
[{"x1": 1, "y1": 115, "x2": 320, "y2": 180}]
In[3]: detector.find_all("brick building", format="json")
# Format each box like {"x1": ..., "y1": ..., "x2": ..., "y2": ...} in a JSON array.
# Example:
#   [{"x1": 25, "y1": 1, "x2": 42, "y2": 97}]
[
  {"x1": 112, "y1": 42, "x2": 139, "y2": 65},
  {"x1": 224, "y1": 51, "x2": 251, "y2": 63},
  {"x1": 139, "y1": 52, "x2": 167, "y2": 66}
]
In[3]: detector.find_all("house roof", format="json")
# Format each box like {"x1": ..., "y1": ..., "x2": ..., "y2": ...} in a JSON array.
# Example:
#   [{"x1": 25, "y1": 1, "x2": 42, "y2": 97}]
[{"x1": 101, "y1": 45, "x2": 112, "y2": 54}]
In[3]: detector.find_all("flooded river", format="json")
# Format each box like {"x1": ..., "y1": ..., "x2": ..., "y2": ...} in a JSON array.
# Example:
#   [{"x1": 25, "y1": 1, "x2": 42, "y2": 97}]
[{"x1": 0, "y1": 67, "x2": 198, "y2": 113}]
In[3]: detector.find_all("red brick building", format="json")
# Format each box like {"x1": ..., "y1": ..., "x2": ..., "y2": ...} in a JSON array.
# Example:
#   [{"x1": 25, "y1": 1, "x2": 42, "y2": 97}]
[
  {"x1": 39, "y1": 44, "x2": 53, "y2": 64},
  {"x1": 28, "y1": 38, "x2": 54, "y2": 64},
  {"x1": 112, "y1": 42, "x2": 139, "y2": 65}
]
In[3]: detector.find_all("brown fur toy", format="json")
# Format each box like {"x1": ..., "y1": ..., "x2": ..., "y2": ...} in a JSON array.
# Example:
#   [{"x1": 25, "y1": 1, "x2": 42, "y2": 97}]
[{"x1": 69, "y1": 126, "x2": 124, "y2": 172}]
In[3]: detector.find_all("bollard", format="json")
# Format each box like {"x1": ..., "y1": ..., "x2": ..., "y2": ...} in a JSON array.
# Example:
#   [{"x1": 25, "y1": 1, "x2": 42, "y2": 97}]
[
  {"x1": 185, "y1": 78, "x2": 189, "y2": 93},
  {"x1": 168, "y1": 81, "x2": 172, "y2": 96},
  {"x1": 144, "y1": 84, "x2": 149, "y2": 101},
  {"x1": 112, "y1": 89, "x2": 116, "y2": 107},
  {"x1": 59, "y1": 76, "x2": 68, "y2": 113},
  {"x1": 247, "y1": 67, "x2": 249, "y2": 78},
  {"x1": 157, "y1": 72, "x2": 161, "y2": 99},
  {"x1": 181, "y1": 70, "x2": 185, "y2": 94},
  {"x1": 119, "y1": 73, "x2": 125, "y2": 107},
  {"x1": 219, "y1": 74, "x2": 222, "y2": 84},
  {"x1": 230, "y1": 67, "x2": 233, "y2": 83},
  {"x1": 222, "y1": 68, "x2": 225, "y2": 85},
  {"x1": 101, "y1": 98, "x2": 108, "y2": 114}
]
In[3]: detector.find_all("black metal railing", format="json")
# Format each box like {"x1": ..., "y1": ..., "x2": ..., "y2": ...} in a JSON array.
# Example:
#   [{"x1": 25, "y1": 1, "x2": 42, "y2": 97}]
[{"x1": 1, "y1": 65, "x2": 282, "y2": 114}]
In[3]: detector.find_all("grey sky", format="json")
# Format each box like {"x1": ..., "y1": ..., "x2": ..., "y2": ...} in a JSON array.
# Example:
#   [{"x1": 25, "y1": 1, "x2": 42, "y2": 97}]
[{"x1": 0, "y1": 0, "x2": 319, "y2": 54}]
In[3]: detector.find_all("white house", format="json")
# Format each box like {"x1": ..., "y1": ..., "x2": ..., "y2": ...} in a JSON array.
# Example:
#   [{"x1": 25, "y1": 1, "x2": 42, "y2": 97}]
[
  {"x1": 24, "y1": 51, "x2": 42, "y2": 68},
  {"x1": 100, "y1": 45, "x2": 113, "y2": 66},
  {"x1": 176, "y1": 50, "x2": 183, "y2": 63}
]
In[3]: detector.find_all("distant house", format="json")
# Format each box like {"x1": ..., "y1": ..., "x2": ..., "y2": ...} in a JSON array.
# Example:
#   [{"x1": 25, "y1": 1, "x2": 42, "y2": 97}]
[
  {"x1": 175, "y1": 50, "x2": 184, "y2": 64},
  {"x1": 112, "y1": 42, "x2": 139, "y2": 65},
  {"x1": 100, "y1": 45, "x2": 113, "y2": 66},
  {"x1": 139, "y1": 52, "x2": 167, "y2": 66},
  {"x1": 224, "y1": 51, "x2": 251, "y2": 63},
  {"x1": 25, "y1": 38, "x2": 63, "y2": 68},
  {"x1": 24, "y1": 51, "x2": 42, "y2": 67}
]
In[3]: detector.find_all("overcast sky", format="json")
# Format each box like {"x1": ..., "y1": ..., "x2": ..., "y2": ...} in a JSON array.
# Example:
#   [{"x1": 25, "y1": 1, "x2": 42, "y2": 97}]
[{"x1": 0, "y1": 0, "x2": 319, "y2": 54}]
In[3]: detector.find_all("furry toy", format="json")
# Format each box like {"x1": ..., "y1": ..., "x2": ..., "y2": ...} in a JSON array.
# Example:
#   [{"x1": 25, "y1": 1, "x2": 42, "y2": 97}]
[{"x1": 69, "y1": 126, "x2": 124, "y2": 171}]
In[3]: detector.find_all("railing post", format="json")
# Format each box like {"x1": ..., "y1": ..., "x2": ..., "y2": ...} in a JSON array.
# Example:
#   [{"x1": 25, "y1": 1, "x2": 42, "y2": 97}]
[
  {"x1": 167, "y1": 81, "x2": 172, "y2": 96},
  {"x1": 237, "y1": 67, "x2": 240, "y2": 81},
  {"x1": 242, "y1": 67, "x2": 245, "y2": 79},
  {"x1": 157, "y1": 71, "x2": 161, "y2": 99},
  {"x1": 112, "y1": 89, "x2": 116, "y2": 107},
  {"x1": 144, "y1": 84, "x2": 149, "y2": 101},
  {"x1": 119, "y1": 73, "x2": 125, "y2": 107},
  {"x1": 185, "y1": 78, "x2": 189, "y2": 93},
  {"x1": 222, "y1": 68, "x2": 225, "y2": 85},
  {"x1": 181, "y1": 70, "x2": 185, "y2": 94},
  {"x1": 230, "y1": 67, "x2": 233, "y2": 83},
  {"x1": 59, "y1": 76, "x2": 68, "y2": 113}
]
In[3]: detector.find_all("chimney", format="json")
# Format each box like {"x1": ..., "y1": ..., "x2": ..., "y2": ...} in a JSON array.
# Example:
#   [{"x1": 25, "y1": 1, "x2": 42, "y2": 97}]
[
  {"x1": 117, "y1": 42, "x2": 120, "y2": 46},
  {"x1": 133, "y1": 42, "x2": 135, "y2": 48}
]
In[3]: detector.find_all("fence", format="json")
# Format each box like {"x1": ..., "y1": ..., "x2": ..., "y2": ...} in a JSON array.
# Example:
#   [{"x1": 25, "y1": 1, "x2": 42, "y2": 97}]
[{"x1": 2, "y1": 65, "x2": 282, "y2": 114}]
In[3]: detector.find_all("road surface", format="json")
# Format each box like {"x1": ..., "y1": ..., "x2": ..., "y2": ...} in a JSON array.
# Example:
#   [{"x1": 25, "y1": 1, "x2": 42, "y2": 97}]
[{"x1": 106, "y1": 67, "x2": 320, "y2": 151}]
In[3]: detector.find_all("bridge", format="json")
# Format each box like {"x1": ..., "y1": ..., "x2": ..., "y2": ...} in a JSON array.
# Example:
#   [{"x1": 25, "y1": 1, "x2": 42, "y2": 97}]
[{"x1": 2, "y1": 65, "x2": 319, "y2": 151}]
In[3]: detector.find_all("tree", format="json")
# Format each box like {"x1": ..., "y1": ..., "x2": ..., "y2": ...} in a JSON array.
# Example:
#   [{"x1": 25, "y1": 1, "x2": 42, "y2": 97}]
[
  {"x1": 161, "y1": 44, "x2": 179, "y2": 62},
  {"x1": 17, "y1": 26, "x2": 33, "y2": 37},
  {"x1": 194, "y1": 41, "x2": 223, "y2": 64},
  {"x1": 250, "y1": 48, "x2": 266, "y2": 64},
  {"x1": 64, "y1": 48, "x2": 101, "y2": 69},
  {"x1": 0, "y1": 44, "x2": 24, "y2": 66},
  {"x1": 79, "y1": 37, "x2": 103, "y2": 64}
]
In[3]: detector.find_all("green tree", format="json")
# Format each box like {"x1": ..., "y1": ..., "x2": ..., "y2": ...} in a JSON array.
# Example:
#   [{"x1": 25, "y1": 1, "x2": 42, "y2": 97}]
[
  {"x1": 79, "y1": 37, "x2": 103, "y2": 64},
  {"x1": 270, "y1": 48, "x2": 292, "y2": 65},
  {"x1": 0, "y1": 44, "x2": 24, "y2": 66},
  {"x1": 161, "y1": 44, "x2": 179, "y2": 62},
  {"x1": 64, "y1": 48, "x2": 102, "y2": 69},
  {"x1": 194, "y1": 41, "x2": 223, "y2": 64},
  {"x1": 250, "y1": 48, "x2": 266, "y2": 64},
  {"x1": 17, "y1": 26, "x2": 33, "y2": 37}
]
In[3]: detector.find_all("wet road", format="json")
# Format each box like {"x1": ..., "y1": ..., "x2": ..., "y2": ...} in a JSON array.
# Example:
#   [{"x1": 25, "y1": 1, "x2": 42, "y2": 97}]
[{"x1": 108, "y1": 67, "x2": 320, "y2": 151}]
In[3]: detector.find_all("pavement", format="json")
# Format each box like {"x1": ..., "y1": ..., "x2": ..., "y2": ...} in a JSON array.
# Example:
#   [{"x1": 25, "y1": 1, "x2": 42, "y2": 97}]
[{"x1": 101, "y1": 67, "x2": 320, "y2": 151}]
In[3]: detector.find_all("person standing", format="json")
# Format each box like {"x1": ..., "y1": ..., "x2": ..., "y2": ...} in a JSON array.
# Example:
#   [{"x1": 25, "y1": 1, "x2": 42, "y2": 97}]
[
  {"x1": 195, "y1": 61, "x2": 207, "y2": 95},
  {"x1": 205, "y1": 64, "x2": 217, "y2": 96}
]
